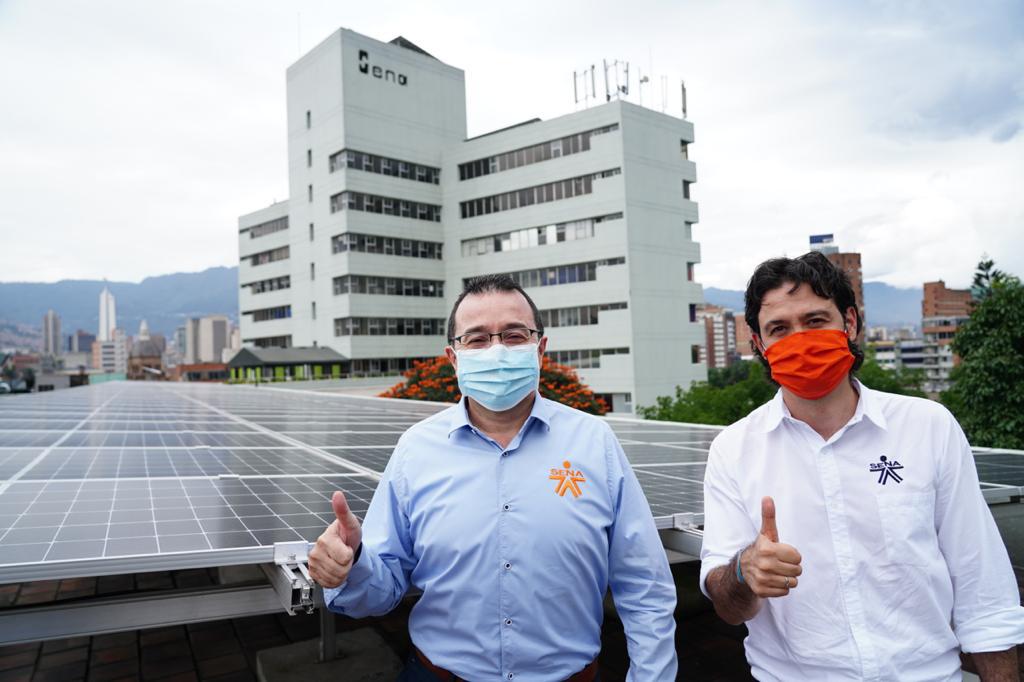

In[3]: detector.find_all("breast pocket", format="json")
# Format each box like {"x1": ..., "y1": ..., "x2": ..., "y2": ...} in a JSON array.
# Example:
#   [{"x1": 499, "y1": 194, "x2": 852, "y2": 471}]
[{"x1": 876, "y1": 491, "x2": 938, "y2": 567}]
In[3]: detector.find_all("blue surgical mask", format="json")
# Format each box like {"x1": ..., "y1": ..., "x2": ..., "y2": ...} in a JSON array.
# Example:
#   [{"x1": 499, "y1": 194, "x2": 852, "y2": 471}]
[{"x1": 456, "y1": 343, "x2": 540, "y2": 412}]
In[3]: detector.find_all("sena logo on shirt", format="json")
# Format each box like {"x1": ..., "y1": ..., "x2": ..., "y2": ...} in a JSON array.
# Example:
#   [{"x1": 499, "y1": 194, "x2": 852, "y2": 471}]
[{"x1": 549, "y1": 460, "x2": 586, "y2": 498}]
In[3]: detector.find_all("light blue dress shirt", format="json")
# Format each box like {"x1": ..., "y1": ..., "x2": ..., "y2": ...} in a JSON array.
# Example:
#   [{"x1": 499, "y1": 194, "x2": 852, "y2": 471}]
[{"x1": 325, "y1": 395, "x2": 677, "y2": 681}]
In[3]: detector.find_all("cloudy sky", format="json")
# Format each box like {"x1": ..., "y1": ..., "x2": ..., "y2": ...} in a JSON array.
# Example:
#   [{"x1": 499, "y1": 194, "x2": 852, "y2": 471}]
[{"x1": 1, "y1": 0, "x2": 1021, "y2": 289}]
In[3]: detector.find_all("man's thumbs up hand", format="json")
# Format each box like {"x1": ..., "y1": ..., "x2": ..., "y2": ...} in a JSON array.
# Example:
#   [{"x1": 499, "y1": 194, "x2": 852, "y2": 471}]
[
  {"x1": 309, "y1": 491, "x2": 363, "y2": 589},
  {"x1": 739, "y1": 496, "x2": 803, "y2": 598}
]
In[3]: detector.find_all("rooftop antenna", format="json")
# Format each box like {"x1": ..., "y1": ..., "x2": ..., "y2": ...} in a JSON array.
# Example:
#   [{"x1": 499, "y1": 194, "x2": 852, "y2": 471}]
[
  {"x1": 603, "y1": 59, "x2": 611, "y2": 101},
  {"x1": 572, "y1": 65, "x2": 597, "y2": 109},
  {"x1": 639, "y1": 72, "x2": 649, "y2": 107},
  {"x1": 681, "y1": 80, "x2": 687, "y2": 118}
]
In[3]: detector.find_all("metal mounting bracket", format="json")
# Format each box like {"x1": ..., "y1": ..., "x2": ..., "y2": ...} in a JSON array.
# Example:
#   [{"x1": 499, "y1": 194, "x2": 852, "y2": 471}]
[{"x1": 261, "y1": 542, "x2": 316, "y2": 615}]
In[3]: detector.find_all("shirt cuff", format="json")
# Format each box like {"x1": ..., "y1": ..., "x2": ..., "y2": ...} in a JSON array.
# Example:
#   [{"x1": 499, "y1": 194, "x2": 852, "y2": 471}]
[{"x1": 956, "y1": 606, "x2": 1024, "y2": 653}]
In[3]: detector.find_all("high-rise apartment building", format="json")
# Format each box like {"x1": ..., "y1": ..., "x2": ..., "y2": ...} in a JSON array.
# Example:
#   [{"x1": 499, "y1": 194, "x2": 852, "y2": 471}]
[
  {"x1": 238, "y1": 29, "x2": 705, "y2": 411},
  {"x1": 921, "y1": 280, "x2": 973, "y2": 393},
  {"x1": 92, "y1": 329, "x2": 128, "y2": 374},
  {"x1": 697, "y1": 305, "x2": 737, "y2": 369},
  {"x1": 42, "y1": 310, "x2": 61, "y2": 356},
  {"x1": 98, "y1": 285, "x2": 117, "y2": 342},
  {"x1": 810, "y1": 234, "x2": 864, "y2": 335},
  {"x1": 184, "y1": 316, "x2": 230, "y2": 364}
]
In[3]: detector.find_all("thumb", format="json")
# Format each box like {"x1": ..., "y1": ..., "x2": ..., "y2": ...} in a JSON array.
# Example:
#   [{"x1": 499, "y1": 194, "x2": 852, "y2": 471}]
[
  {"x1": 331, "y1": 491, "x2": 358, "y2": 538},
  {"x1": 760, "y1": 496, "x2": 779, "y2": 543}
]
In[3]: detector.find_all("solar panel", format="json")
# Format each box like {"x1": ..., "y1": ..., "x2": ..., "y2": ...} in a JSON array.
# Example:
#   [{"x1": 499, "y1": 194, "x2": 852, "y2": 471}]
[{"x1": 0, "y1": 382, "x2": 1018, "y2": 586}]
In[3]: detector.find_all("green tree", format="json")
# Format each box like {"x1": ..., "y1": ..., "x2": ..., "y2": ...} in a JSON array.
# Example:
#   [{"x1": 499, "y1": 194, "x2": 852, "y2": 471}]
[
  {"x1": 639, "y1": 361, "x2": 776, "y2": 425},
  {"x1": 942, "y1": 263, "x2": 1024, "y2": 449},
  {"x1": 971, "y1": 256, "x2": 1007, "y2": 301}
]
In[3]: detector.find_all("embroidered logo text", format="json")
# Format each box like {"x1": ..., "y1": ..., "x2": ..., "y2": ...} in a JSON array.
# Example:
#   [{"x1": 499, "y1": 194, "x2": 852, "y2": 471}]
[
  {"x1": 869, "y1": 455, "x2": 904, "y2": 485},
  {"x1": 549, "y1": 460, "x2": 586, "y2": 498}
]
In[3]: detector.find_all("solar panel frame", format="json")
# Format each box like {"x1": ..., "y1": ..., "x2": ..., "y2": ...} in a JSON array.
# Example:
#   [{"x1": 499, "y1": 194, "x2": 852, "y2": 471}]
[{"x1": 1, "y1": 383, "x2": 1020, "y2": 584}]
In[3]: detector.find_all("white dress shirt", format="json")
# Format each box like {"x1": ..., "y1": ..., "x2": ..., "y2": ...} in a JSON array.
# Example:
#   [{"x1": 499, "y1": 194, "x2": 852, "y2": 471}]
[{"x1": 700, "y1": 381, "x2": 1024, "y2": 681}]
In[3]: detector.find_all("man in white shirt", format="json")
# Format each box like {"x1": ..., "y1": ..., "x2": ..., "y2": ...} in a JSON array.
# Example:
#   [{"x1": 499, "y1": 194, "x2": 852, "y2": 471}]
[{"x1": 701, "y1": 251, "x2": 1024, "y2": 681}]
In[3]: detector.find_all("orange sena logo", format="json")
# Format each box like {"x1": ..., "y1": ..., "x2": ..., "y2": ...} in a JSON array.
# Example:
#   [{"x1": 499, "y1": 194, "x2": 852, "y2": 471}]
[{"x1": 549, "y1": 460, "x2": 586, "y2": 498}]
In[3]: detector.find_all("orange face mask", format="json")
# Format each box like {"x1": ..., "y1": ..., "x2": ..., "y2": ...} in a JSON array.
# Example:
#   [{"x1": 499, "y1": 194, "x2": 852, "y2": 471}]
[{"x1": 762, "y1": 329, "x2": 855, "y2": 400}]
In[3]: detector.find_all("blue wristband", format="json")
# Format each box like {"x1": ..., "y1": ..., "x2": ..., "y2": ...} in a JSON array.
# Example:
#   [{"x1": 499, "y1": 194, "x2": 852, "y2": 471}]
[{"x1": 736, "y1": 550, "x2": 745, "y2": 584}]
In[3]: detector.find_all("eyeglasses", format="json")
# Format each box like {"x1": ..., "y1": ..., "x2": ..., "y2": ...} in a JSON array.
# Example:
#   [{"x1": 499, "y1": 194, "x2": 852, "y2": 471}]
[{"x1": 450, "y1": 327, "x2": 541, "y2": 350}]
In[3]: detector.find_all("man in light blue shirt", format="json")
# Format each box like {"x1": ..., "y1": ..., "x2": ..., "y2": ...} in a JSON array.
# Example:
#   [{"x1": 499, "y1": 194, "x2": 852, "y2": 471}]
[{"x1": 308, "y1": 274, "x2": 677, "y2": 681}]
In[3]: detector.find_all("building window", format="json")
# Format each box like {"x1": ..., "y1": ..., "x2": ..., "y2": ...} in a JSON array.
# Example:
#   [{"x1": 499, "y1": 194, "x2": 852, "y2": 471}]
[
  {"x1": 680, "y1": 140, "x2": 688, "y2": 160},
  {"x1": 459, "y1": 169, "x2": 620, "y2": 219},
  {"x1": 305, "y1": 110, "x2": 311, "y2": 129},
  {"x1": 312, "y1": 302, "x2": 316, "y2": 320},
  {"x1": 309, "y1": 223, "x2": 314, "y2": 242},
  {"x1": 330, "y1": 232, "x2": 443, "y2": 259},
  {"x1": 328, "y1": 148, "x2": 440, "y2": 184},
  {"x1": 244, "y1": 335, "x2": 292, "y2": 348},
  {"x1": 682, "y1": 180, "x2": 692, "y2": 199},
  {"x1": 310, "y1": 262, "x2": 315, "y2": 281},
  {"x1": 461, "y1": 213, "x2": 621, "y2": 257},
  {"x1": 244, "y1": 305, "x2": 292, "y2": 322},
  {"x1": 459, "y1": 124, "x2": 619, "y2": 180},
  {"x1": 242, "y1": 275, "x2": 290, "y2": 294},
  {"x1": 249, "y1": 246, "x2": 289, "y2": 266},
  {"x1": 473, "y1": 257, "x2": 625, "y2": 290},
  {"x1": 537, "y1": 302, "x2": 627, "y2": 328},
  {"x1": 307, "y1": 149, "x2": 312, "y2": 168},
  {"x1": 244, "y1": 216, "x2": 289, "y2": 239},
  {"x1": 691, "y1": 344, "x2": 702, "y2": 364},
  {"x1": 687, "y1": 262, "x2": 695, "y2": 281},
  {"x1": 689, "y1": 304, "x2": 698, "y2": 323},
  {"x1": 329, "y1": 191, "x2": 441, "y2": 222},
  {"x1": 308, "y1": 184, "x2": 313, "y2": 202},
  {"x1": 333, "y1": 275, "x2": 444, "y2": 298},
  {"x1": 334, "y1": 317, "x2": 445, "y2": 337},
  {"x1": 547, "y1": 347, "x2": 629, "y2": 369}
]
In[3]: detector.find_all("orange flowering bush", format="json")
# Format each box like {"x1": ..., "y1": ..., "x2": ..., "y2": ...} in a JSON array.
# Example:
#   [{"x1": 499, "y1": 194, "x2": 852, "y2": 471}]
[{"x1": 380, "y1": 355, "x2": 608, "y2": 415}]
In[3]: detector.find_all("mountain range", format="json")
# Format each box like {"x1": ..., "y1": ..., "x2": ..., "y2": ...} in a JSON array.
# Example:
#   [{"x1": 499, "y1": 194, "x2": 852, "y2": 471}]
[
  {"x1": 0, "y1": 267, "x2": 238, "y2": 343},
  {"x1": 704, "y1": 283, "x2": 923, "y2": 328},
  {"x1": 0, "y1": 266, "x2": 923, "y2": 351}
]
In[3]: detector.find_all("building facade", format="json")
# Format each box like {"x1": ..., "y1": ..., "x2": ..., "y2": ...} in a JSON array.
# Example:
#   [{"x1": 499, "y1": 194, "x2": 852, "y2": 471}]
[
  {"x1": 238, "y1": 29, "x2": 705, "y2": 410},
  {"x1": 92, "y1": 329, "x2": 128, "y2": 374},
  {"x1": 184, "y1": 316, "x2": 230, "y2": 364},
  {"x1": 810, "y1": 234, "x2": 864, "y2": 334},
  {"x1": 98, "y1": 286, "x2": 116, "y2": 342},
  {"x1": 697, "y1": 305, "x2": 738, "y2": 369},
  {"x1": 42, "y1": 310, "x2": 61, "y2": 357},
  {"x1": 921, "y1": 280, "x2": 973, "y2": 393}
]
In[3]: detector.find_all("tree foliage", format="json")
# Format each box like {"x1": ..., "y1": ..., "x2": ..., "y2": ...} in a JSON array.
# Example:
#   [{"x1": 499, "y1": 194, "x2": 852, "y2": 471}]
[
  {"x1": 380, "y1": 355, "x2": 608, "y2": 415},
  {"x1": 641, "y1": 353, "x2": 927, "y2": 426},
  {"x1": 638, "y1": 361, "x2": 777, "y2": 425},
  {"x1": 943, "y1": 262, "x2": 1024, "y2": 449}
]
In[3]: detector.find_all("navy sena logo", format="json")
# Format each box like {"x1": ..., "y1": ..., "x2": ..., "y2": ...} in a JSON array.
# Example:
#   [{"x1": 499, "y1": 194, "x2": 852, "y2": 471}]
[{"x1": 358, "y1": 50, "x2": 408, "y2": 86}]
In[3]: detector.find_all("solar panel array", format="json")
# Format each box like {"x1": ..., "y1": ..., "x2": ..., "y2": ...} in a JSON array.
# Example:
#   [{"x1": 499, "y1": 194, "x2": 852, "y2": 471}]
[{"x1": 1, "y1": 382, "x2": 1019, "y2": 583}]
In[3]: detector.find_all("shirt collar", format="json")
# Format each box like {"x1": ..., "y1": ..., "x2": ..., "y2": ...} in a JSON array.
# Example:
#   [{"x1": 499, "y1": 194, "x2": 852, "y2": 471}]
[
  {"x1": 447, "y1": 392, "x2": 554, "y2": 438},
  {"x1": 762, "y1": 379, "x2": 888, "y2": 433}
]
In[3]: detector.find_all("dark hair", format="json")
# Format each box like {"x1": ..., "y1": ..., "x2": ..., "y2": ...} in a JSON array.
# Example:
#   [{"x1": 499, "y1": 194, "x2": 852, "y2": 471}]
[
  {"x1": 446, "y1": 274, "x2": 544, "y2": 343},
  {"x1": 744, "y1": 251, "x2": 864, "y2": 372}
]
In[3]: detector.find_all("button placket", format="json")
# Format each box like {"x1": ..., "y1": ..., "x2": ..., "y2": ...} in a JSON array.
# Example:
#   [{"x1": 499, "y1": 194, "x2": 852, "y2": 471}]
[
  {"x1": 497, "y1": 447, "x2": 511, "y2": 676},
  {"x1": 815, "y1": 443, "x2": 881, "y2": 680}
]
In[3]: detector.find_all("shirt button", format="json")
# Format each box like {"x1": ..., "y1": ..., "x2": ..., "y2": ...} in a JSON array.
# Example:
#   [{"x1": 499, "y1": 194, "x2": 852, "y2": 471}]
[
  {"x1": 502, "y1": 504, "x2": 510, "y2": 511},
  {"x1": 504, "y1": 618, "x2": 512, "y2": 626},
  {"x1": 501, "y1": 452, "x2": 509, "y2": 457},
  {"x1": 504, "y1": 562, "x2": 512, "y2": 570},
  {"x1": 507, "y1": 674, "x2": 514, "y2": 680}
]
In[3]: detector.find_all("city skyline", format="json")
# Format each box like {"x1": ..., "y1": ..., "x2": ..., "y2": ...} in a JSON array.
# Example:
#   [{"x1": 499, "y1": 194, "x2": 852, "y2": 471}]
[{"x1": 0, "y1": 1, "x2": 1021, "y2": 291}]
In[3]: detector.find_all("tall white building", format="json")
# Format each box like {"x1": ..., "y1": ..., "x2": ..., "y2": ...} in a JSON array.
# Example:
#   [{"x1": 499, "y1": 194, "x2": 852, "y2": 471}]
[
  {"x1": 42, "y1": 309, "x2": 62, "y2": 356},
  {"x1": 92, "y1": 328, "x2": 128, "y2": 374},
  {"x1": 239, "y1": 29, "x2": 705, "y2": 411},
  {"x1": 184, "y1": 315, "x2": 230, "y2": 364},
  {"x1": 98, "y1": 285, "x2": 116, "y2": 342}
]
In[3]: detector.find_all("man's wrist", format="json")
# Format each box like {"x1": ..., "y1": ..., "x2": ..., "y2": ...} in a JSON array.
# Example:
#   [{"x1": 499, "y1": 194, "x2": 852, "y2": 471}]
[{"x1": 735, "y1": 548, "x2": 746, "y2": 584}]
